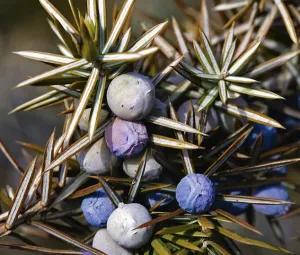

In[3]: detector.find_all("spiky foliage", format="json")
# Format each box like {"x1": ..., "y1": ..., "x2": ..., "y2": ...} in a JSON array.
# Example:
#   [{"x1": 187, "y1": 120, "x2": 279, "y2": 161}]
[{"x1": 1, "y1": 0, "x2": 300, "y2": 255}]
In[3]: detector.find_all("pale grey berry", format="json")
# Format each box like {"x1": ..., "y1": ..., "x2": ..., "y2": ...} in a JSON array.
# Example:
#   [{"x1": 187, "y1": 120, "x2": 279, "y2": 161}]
[
  {"x1": 77, "y1": 138, "x2": 119, "y2": 175},
  {"x1": 92, "y1": 229, "x2": 133, "y2": 255},
  {"x1": 123, "y1": 150, "x2": 162, "y2": 181},
  {"x1": 107, "y1": 72, "x2": 155, "y2": 121},
  {"x1": 78, "y1": 108, "x2": 109, "y2": 132},
  {"x1": 107, "y1": 203, "x2": 154, "y2": 249}
]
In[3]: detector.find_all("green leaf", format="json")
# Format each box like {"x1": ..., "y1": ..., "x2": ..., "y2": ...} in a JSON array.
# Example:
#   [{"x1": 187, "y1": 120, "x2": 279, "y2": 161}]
[
  {"x1": 150, "y1": 135, "x2": 200, "y2": 150},
  {"x1": 216, "y1": 209, "x2": 262, "y2": 235},
  {"x1": 80, "y1": 17, "x2": 98, "y2": 61},
  {"x1": 98, "y1": 0, "x2": 106, "y2": 52},
  {"x1": 169, "y1": 102, "x2": 195, "y2": 174},
  {"x1": 31, "y1": 221, "x2": 105, "y2": 255},
  {"x1": 200, "y1": 31, "x2": 220, "y2": 74},
  {"x1": 172, "y1": 17, "x2": 192, "y2": 64},
  {"x1": 145, "y1": 115, "x2": 206, "y2": 135},
  {"x1": 152, "y1": 56, "x2": 184, "y2": 86},
  {"x1": 39, "y1": 0, "x2": 79, "y2": 34},
  {"x1": 156, "y1": 224, "x2": 199, "y2": 235},
  {"x1": 228, "y1": 84, "x2": 283, "y2": 99},
  {"x1": 116, "y1": 28, "x2": 131, "y2": 52},
  {"x1": 162, "y1": 234, "x2": 201, "y2": 251},
  {"x1": 204, "y1": 127, "x2": 252, "y2": 176},
  {"x1": 197, "y1": 87, "x2": 219, "y2": 112},
  {"x1": 216, "y1": 158, "x2": 300, "y2": 176},
  {"x1": 98, "y1": 178, "x2": 122, "y2": 207},
  {"x1": 68, "y1": 0, "x2": 80, "y2": 30},
  {"x1": 223, "y1": 0, "x2": 256, "y2": 29},
  {"x1": 87, "y1": 0, "x2": 97, "y2": 25},
  {"x1": 273, "y1": 0, "x2": 297, "y2": 44},
  {"x1": 214, "y1": 101, "x2": 284, "y2": 129},
  {"x1": 193, "y1": 40, "x2": 214, "y2": 74},
  {"x1": 204, "y1": 241, "x2": 231, "y2": 255},
  {"x1": 65, "y1": 67, "x2": 100, "y2": 142},
  {"x1": 127, "y1": 149, "x2": 148, "y2": 203},
  {"x1": 228, "y1": 40, "x2": 261, "y2": 75},
  {"x1": 50, "y1": 172, "x2": 89, "y2": 209},
  {"x1": 222, "y1": 39, "x2": 237, "y2": 71},
  {"x1": 14, "y1": 51, "x2": 80, "y2": 67},
  {"x1": 16, "y1": 58, "x2": 88, "y2": 88},
  {"x1": 6, "y1": 157, "x2": 37, "y2": 229},
  {"x1": 41, "y1": 130, "x2": 55, "y2": 206},
  {"x1": 221, "y1": 23, "x2": 235, "y2": 67},
  {"x1": 0, "y1": 241, "x2": 84, "y2": 255},
  {"x1": 218, "y1": 194, "x2": 293, "y2": 205},
  {"x1": 225, "y1": 76, "x2": 258, "y2": 84},
  {"x1": 151, "y1": 239, "x2": 172, "y2": 255},
  {"x1": 88, "y1": 75, "x2": 107, "y2": 141},
  {"x1": 102, "y1": 0, "x2": 135, "y2": 54},
  {"x1": 135, "y1": 209, "x2": 184, "y2": 230},
  {"x1": 165, "y1": 80, "x2": 192, "y2": 104},
  {"x1": 216, "y1": 226, "x2": 292, "y2": 253},
  {"x1": 215, "y1": 1, "x2": 248, "y2": 11},
  {"x1": 218, "y1": 80, "x2": 227, "y2": 104},
  {"x1": 47, "y1": 120, "x2": 110, "y2": 171},
  {"x1": 249, "y1": 50, "x2": 300, "y2": 78}
]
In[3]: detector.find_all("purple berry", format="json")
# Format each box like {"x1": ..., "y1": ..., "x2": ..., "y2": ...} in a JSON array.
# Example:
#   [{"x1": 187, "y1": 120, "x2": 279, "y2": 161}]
[
  {"x1": 176, "y1": 174, "x2": 215, "y2": 213},
  {"x1": 107, "y1": 72, "x2": 155, "y2": 121},
  {"x1": 81, "y1": 188, "x2": 115, "y2": 227},
  {"x1": 105, "y1": 118, "x2": 148, "y2": 158},
  {"x1": 248, "y1": 124, "x2": 278, "y2": 150},
  {"x1": 253, "y1": 185, "x2": 291, "y2": 217}
]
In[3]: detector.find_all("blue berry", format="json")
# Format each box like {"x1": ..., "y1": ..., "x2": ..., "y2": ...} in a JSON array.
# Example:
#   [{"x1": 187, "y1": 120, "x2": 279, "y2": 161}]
[
  {"x1": 253, "y1": 185, "x2": 291, "y2": 217},
  {"x1": 81, "y1": 188, "x2": 115, "y2": 227},
  {"x1": 142, "y1": 174, "x2": 175, "y2": 208},
  {"x1": 214, "y1": 189, "x2": 250, "y2": 215},
  {"x1": 269, "y1": 155, "x2": 287, "y2": 176},
  {"x1": 176, "y1": 174, "x2": 215, "y2": 213},
  {"x1": 248, "y1": 124, "x2": 278, "y2": 150}
]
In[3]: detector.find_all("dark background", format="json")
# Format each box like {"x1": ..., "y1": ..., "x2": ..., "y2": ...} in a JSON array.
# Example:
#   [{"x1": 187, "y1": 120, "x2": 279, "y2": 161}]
[{"x1": 0, "y1": 0, "x2": 299, "y2": 254}]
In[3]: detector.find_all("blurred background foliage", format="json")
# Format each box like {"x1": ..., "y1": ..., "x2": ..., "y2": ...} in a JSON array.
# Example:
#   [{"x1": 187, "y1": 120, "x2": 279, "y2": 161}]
[{"x1": 0, "y1": 0, "x2": 299, "y2": 254}]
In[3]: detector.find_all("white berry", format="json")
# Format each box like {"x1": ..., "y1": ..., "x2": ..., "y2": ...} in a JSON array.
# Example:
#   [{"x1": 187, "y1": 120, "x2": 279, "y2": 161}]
[
  {"x1": 93, "y1": 229, "x2": 133, "y2": 255},
  {"x1": 123, "y1": 150, "x2": 162, "y2": 181},
  {"x1": 77, "y1": 138, "x2": 119, "y2": 175},
  {"x1": 107, "y1": 203, "x2": 154, "y2": 249},
  {"x1": 107, "y1": 72, "x2": 155, "y2": 121}
]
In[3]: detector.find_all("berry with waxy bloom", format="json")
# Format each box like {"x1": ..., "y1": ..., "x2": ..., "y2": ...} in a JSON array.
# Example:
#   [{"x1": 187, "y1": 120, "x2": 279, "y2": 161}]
[
  {"x1": 107, "y1": 203, "x2": 154, "y2": 249},
  {"x1": 123, "y1": 149, "x2": 162, "y2": 181},
  {"x1": 107, "y1": 72, "x2": 155, "y2": 121},
  {"x1": 248, "y1": 123, "x2": 278, "y2": 150},
  {"x1": 78, "y1": 108, "x2": 109, "y2": 132},
  {"x1": 176, "y1": 173, "x2": 215, "y2": 214},
  {"x1": 105, "y1": 118, "x2": 149, "y2": 158},
  {"x1": 81, "y1": 188, "x2": 115, "y2": 227},
  {"x1": 253, "y1": 185, "x2": 291, "y2": 217},
  {"x1": 92, "y1": 229, "x2": 133, "y2": 255},
  {"x1": 214, "y1": 189, "x2": 250, "y2": 215},
  {"x1": 77, "y1": 138, "x2": 119, "y2": 175},
  {"x1": 142, "y1": 173, "x2": 175, "y2": 208}
]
